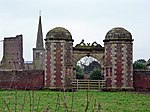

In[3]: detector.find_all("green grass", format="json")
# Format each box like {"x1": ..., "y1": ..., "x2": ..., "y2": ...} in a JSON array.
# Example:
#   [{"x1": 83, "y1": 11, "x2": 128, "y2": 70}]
[{"x1": 0, "y1": 90, "x2": 149, "y2": 112}]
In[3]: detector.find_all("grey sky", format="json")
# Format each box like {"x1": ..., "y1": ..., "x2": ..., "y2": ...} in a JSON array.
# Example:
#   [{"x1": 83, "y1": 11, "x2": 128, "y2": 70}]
[{"x1": 0, "y1": 0, "x2": 150, "y2": 61}]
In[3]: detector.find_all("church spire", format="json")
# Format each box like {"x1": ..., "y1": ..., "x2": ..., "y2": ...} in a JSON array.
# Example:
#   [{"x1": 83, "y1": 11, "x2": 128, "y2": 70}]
[{"x1": 36, "y1": 12, "x2": 44, "y2": 49}]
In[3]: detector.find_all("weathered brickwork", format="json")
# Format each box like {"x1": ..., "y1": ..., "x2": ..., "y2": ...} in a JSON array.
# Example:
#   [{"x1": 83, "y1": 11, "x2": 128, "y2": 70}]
[
  {"x1": 0, "y1": 35, "x2": 24, "y2": 70},
  {"x1": 103, "y1": 27, "x2": 134, "y2": 90},
  {"x1": 64, "y1": 42, "x2": 73, "y2": 88},
  {"x1": 111, "y1": 43, "x2": 117, "y2": 87},
  {"x1": 0, "y1": 70, "x2": 44, "y2": 90},
  {"x1": 54, "y1": 42, "x2": 63, "y2": 87},
  {"x1": 45, "y1": 27, "x2": 74, "y2": 89},
  {"x1": 121, "y1": 43, "x2": 127, "y2": 87},
  {"x1": 104, "y1": 43, "x2": 112, "y2": 87},
  {"x1": 133, "y1": 70, "x2": 150, "y2": 91},
  {"x1": 45, "y1": 42, "x2": 51, "y2": 87},
  {"x1": 50, "y1": 42, "x2": 56, "y2": 87},
  {"x1": 126, "y1": 43, "x2": 133, "y2": 87},
  {"x1": 115, "y1": 43, "x2": 124, "y2": 87},
  {"x1": 65, "y1": 42, "x2": 72, "y2": 65}
]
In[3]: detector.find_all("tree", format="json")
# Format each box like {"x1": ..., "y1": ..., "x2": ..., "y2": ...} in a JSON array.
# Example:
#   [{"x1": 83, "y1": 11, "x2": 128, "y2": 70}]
[
  {"x1": 84, "y1": 61, "x2": 100, "y2": 75},
  {"x1": 136, "y1": 59, "x2": 146, "y2": 63},
  {"x1": 90, "y1": 68, "x2": 103, "y2": 80},
  {"x1": 133, "y1": 59, "x2": 147, "y2": 70},
  {"x1": 77, "y1": 56, "x2": 101, "y2": 79},
  {"x1": 75, "y1": 65, "x2": 84, "y2": 79}
]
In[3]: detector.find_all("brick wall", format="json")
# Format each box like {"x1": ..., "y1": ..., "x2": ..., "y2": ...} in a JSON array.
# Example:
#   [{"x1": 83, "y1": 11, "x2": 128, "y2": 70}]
[
  {"x1": 104, "y1": 41, "x2": 133, "y2": 90},
  {"x1": 133, "y1": 70, "x2": 150, "y2": 91},
  {"x1": 0, "y1": 70, "x2": 44, "y2": 90}
]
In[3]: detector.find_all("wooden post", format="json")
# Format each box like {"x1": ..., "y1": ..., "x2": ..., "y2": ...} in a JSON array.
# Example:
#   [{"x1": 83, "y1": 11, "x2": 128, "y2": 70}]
[
  {"x1": 98, "y1": 80, "x2": 100, "y2": 90},
  {"x1": 77, "y1": 79, "x2": 78, "y2": 90},
  {"x1": 88, "y1": 80, "x2": 89, "y2": 90}
]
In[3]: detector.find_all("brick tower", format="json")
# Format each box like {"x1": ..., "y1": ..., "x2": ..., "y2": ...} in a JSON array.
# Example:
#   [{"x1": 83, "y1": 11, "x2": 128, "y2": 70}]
[
  {"x1": 45, "y1": 27, "x2": 74, "y2": 89},
  {"x1": 33, "y1": 15, "x2": 45, "y2": 70},
  {"x1": 0, "y1": 35, "x2": 24, "y2": 69},
  {"x1": 103, "y1": 27, "x2": 134, "y2": 90}
]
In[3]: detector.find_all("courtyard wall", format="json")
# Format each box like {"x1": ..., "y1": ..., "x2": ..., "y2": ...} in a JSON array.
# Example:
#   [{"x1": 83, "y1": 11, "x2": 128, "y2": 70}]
[
  {"x1": 0, "y1": 69, "x2": 150, "y2": 91},
  {"x1": 133, "y1": 70, "x2": 150, "y2": 91},
  {"x1": 0, "y1": 70, "x2": 44, "y2": 90}
]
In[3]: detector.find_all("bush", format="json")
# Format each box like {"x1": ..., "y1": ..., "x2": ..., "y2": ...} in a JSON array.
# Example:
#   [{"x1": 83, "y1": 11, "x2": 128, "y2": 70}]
[
  {"x1": 90, "y1": 68, "x2": 103, "y2": 80},
  {"x1": 76, "y1": 65, "x2": 84, "y2": 79},
  {"x1": 133, "y1": 59, "x2": 147, "y2": 70}
]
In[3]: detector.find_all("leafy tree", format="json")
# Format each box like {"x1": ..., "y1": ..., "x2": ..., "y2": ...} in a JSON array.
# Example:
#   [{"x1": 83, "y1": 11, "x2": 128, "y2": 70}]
[
  {"x1": 75, "y1": 65, "x2": 84, "y2": 79},
  {"x1": 84, "y1": 60, "x2": 101, "y2": 75},
  {"x1": 89, "y1": 61, "x2": 101, "y2": 69},
  {"x1": 90, "y1": 68, "x2": 103, "y2": 80},
  {"x1": 77, "y1": 56, "x2": 101, "y2": 79},
  {"x1": 133, "y1": 59, "x2": 147, "y2": 70},
  {"x1": 136, "y1": 59, "x2": 146, "y2": 63}
]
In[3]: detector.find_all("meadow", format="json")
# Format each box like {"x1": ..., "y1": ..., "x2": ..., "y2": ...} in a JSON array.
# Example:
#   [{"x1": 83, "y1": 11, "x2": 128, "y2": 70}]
[{"x1": 0, "y1": 90, "x2": 149, "y2": 112}]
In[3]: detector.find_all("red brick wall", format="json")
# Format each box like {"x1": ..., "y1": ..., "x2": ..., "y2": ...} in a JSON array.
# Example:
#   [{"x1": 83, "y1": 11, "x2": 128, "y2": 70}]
[
  {"x1": 45, "y1": 42, "x2": 51, "y2": 87},
  {"x1": 54, "y1": 42, "x2": 63, "y2": 87},
  {"x1": 126, "y1": 43, "x2": 133, "y2": 87},
  {"x1": 115, "y1": 44, "x2": 123, "y2": 87},
  {"x1": 133, "y1": 70, "x2": 150, "y2": 91},
  {"x1": 104, "y1": 43, "x2": 112, "y2": 87},
  {"x1": 0, "y1": 70, "x2": 44, "y2": 90}
]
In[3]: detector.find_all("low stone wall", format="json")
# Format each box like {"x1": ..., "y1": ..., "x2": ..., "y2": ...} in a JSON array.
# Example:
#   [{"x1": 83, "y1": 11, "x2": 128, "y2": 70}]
[
  {"x1": 133, "y1": 70, "x2": 150, "y2": 91},
  {"x1": 0, "y1": 70, "x2": 44, "y2": 90}
]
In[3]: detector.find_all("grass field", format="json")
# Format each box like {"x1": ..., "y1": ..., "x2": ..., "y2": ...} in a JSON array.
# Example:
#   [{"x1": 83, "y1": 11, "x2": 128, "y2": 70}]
[{"x1": 0, "y1": 90, "x2": 149, "y2": 112}]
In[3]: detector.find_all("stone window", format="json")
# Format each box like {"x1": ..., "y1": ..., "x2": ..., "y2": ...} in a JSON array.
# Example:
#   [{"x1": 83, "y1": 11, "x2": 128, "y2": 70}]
[{"x1": 36, "y1": 52, "x2": 40, "y2": 58}]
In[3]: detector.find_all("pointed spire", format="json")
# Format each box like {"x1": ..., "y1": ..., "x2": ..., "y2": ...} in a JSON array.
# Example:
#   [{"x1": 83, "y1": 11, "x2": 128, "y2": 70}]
[{"x1": 36, "y1": 11, "x2": 44, "y2": 49}]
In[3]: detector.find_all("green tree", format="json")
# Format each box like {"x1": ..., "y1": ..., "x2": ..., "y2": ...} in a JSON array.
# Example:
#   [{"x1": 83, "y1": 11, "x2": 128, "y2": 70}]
[
  {"x1": 133, "y1": 59, "x2": 147, "y2": 70},
  {"x1": 84, "y1": 61, "x2": 101, "y2": 75},
  {"x1": 90, "y1": 68, "x2": 103, "y2": 80},
  {"x1": 76, "y1": 65, "x2": 84, "y2": 79}
]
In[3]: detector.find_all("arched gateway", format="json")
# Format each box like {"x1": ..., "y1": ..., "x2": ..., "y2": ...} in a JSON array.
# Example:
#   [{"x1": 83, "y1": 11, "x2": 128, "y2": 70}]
[
  {"x1": 73, "y1": 39, "x2": 104, "y2": 68},
  {"x1": 44, "y1": 27, "x2": 134, "y2": 90}
]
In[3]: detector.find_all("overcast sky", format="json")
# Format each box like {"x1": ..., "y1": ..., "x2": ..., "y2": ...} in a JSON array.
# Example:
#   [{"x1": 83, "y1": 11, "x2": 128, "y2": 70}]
[{"x1": 0, "y1": 0, "x2": 150, "y2": 61}]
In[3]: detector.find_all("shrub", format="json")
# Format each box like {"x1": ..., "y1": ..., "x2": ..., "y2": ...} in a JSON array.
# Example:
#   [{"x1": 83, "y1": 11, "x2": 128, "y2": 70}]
[{"x1": 90, "y1": 68, "x2": 103, "y2": 80}]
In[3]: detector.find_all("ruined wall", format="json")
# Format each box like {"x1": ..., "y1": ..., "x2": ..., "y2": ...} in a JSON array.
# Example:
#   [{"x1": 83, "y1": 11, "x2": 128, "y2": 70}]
[
  {"x1": 133, "y1": 70, "x2": 150, "y2": 91},
  {"x1": 0, "y1": 35, "x2": 24, "y2": 69},
  {"x1": 0, "y1": 70, "x2": 44, "y2": 90}
]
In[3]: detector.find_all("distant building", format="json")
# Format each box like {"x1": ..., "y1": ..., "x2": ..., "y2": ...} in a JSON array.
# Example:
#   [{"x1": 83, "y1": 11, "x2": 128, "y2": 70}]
[
  {"x1": 146, "y1": 59, "x2": 150, "y2": 69},
  {"x1": 24, "y1": 61, "x2": 33, "y2": 70},
  {"x1": 0, "y1": 15, "x2": 45, "y2": 71},
  {"x1": 33, "y1": 15, "x2": 45, "y2": 70}
]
